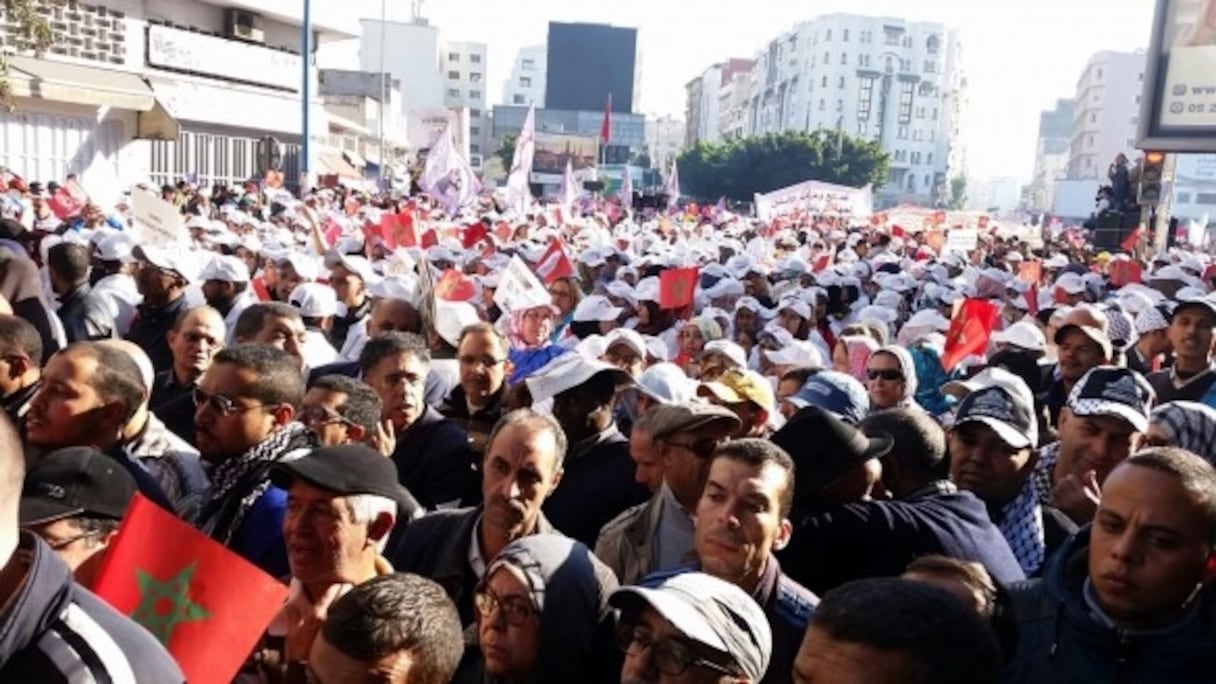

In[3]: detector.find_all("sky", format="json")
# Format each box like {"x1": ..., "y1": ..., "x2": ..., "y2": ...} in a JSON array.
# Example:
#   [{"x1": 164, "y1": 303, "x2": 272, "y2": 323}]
[{"x1": 331, "y1": 0, "x2": 1157, "y2": 184}]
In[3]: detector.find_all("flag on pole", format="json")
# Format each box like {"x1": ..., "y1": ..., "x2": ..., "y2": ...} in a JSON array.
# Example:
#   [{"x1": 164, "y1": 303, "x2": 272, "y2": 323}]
[
  {"x1": 535, "y1": 239, "x2": 575, "y2": 285},
  {"x1": 505, "y1": 103, "x2": 536, "y2": 212},
  {"x1": 93, "y1": 494, "x2": 289, "y2": 684},
  {"x1": 420, "y1": 123, "x2": 482, "y2": 217},
  {"x1": 600, "y1": 93, "x2": 613, "y2": 145},
  {"x1": 558, "y1": 159, "x2": 580, "y2": 217},
  {"x1": 1121, "y1": 225, "x2": 1144, "y2": 253},
  {"x1": 618, "y1": 168, "x2": 633, "y2": 210},
  {"x1": 665, "y1": 160, "x2": 681, "y2": 211},
  {"x1": 941, "y1": 298, "x2": 1002, "y2": 371}
]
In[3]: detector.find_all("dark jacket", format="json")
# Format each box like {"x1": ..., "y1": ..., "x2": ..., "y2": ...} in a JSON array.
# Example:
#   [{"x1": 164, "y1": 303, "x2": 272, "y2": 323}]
[
  {"x1": 107, "y1": 443, "x2": 176, "y2": 514},
  {"x1": 439, "y1": 383, "x2": 507, "y2": 455},
  {"x1": 55, "y1": 282, "x2": 114, "y2": 343},
  {"x1": 1147, "y1": 367, "x2": 1216, "y2": 405},
  {"x1": 0, "y1": 532, "x2": 184, "y2": 681},
  {"x1": 780, "y1": 481, "x2": 1026, "y2": 595},
  {"x1": 392, "y1": 406, "x2": 478, "y2": 510},
  {"x1": 1004, "y1": 527, "x2": 1216, "y2": 682},
  {"x1": 150, "y1": 368, "x2": 193, "y2": 412},
  {"x1": 125, "y1": 295, "x2": 189, "y2": 374},
  {"x1": 151, "y1": 390, "x2": 196, "y2": 446},
  {"x1": 542, "y1": 426, "x2": 650, "y2": 547},
  {"x1": 307, "y1": 361, "x2": 453, "y2": 411},
  {"x1": 0, "y1": 247, "x2": 61, "y2": 363},
  {"x1": 388, "y1": 505, "x2": 559, "y2": 627}
]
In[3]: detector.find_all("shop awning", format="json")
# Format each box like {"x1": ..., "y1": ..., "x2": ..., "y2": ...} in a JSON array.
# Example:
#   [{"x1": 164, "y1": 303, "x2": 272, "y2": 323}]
[
  {"x1": 7, "y1": 56, "x2": 155, "y2": 111},
  {"x1": 317, "y1": 151, "x2": 362, "y2": 179},
  {"x1": 140, "y1": 77, "x2": 328, "y2": 140},
  {"x1": 342, "y1": 149, "x2": 366, "y2": 169}
]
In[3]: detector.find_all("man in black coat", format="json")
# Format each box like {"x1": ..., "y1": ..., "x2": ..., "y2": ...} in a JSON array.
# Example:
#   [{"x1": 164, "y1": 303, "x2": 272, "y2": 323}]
[
  {"x1": 782, "y1": 407, "x2": 1025, "y2": 595},
  {"x1": 125, "y1": 245, "x2": 194, "y2": 373},
  {"x1": 46, "y1": 243, "x2": 114, "y2": 342},
  {"x1": 526, "y1": 354, "x2": 649, "y2": 547}
]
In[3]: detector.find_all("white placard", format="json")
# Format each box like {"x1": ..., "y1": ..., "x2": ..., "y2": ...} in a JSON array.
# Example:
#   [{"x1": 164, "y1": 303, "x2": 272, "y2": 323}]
[
  {"x1": 493, "y1": 255, "x2": 550, "y2": 313},
  {"x1": 130, "y1": 189, "x2": 186, "y2": 247},
  {"x1": 944, "y1": 228, "x2": 978, "y2": 253}
]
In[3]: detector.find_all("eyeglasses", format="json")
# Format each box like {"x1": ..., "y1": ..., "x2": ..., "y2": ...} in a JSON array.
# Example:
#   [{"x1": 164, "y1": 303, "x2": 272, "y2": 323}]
[
  {"x1": 297, "y1": 405, "x2": 354, "y2": 428},
  {"x1": 193, "y1": 387, "x2": 265, "y2": 417},
  {"x1": 473, "y1": 590, "x2": 536, "y2": 626},
  {"x1": 459, "y1": 355, "x2": 508, "y2": 369},
  {"x1": 616, "y1": 622, "x2": 735, "y2": 677},
  {"x1": 37, "y1": 530, "x2": 99, "y2": 550},
  {"x1": 549, "y1": 289, "x2": 572, "y2": 299},
  {"x1": 665, "y1": 437, "x2": 723, "y2": 459},
  {"x1": 867, "y1": 368, "x2": 904, "y2": 382}
]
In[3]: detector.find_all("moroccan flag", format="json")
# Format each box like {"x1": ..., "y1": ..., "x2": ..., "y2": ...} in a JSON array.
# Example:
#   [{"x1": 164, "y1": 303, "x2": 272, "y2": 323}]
[
  {"x1": 600, "y1": 93, "x2": 613, "y2": 144},
  {"x1": 435, "y1": 269, "x2": 478, "y2": 301},
  {"x1": 494, "y1": 221, "x2": 512, "y2": 243},
  {"x1": 93, "y1": 494, "x2": 288, "y2": 684},
  {"x1": 941, "y1": 298, "x2": 1001, "y2": 371},
  {"x1": 462, "y1": 222, "x2": 489, "y2": 249},
  {"x1": 535, "y1": 239, "x2": 574, "y2": 285},
  {"x1": 1121, "y1": 225, "x2": 1144, "y2": 252},
  {"x1": 659, "y1": 267, "x2": 699, "y2": 310},
  {"x1": 48, "y1": 187, "x2": 85, "y2": 220},
  {"x1": 323, "y1": 216, "x2": 344, "y2": 247},
  {"x1": 420, "y1": 228, "x2": 439, "y2": 249},
  {"x1": 1109, "y1": 260, "x2": 1142, "y2": 287},
  {"x1": 891, "y1": 224, "x2": 906, "y2": 238},
  {"x1": 812, "y1": 252, "x2": 833, "y2": 273}
]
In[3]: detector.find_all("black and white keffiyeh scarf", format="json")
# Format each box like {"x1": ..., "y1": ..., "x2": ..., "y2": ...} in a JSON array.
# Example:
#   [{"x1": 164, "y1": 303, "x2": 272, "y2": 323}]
[{"x1": 997, "y1": 481, "x2": 1046, "y2": 576}]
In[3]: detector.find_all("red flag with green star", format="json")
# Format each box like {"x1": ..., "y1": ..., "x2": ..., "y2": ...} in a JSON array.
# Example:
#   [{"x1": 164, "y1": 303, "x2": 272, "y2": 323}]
[{"x1": 93, "y1": 494, "x2": 289, "y2": 683}]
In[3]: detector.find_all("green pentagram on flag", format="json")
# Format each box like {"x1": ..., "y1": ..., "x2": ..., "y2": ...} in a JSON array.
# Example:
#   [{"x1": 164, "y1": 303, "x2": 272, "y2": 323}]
[{"x1": 132, "y1": 562, "x2": 210, "y2": 644}]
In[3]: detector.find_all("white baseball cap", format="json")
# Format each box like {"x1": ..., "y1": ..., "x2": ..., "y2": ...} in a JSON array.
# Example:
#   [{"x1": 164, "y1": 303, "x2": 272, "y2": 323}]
[
  {"x1": 702, "y1": 340, "x2": 748, "y2": 369},
  {"x1": 991, "y1": 320, "x2": 1047, "y2": 353},
  {"x1": 603, "y1": 328, "x2": 648, "y2": 362},
  {"x1": 763, "y1": 340, "x2": 823, "y2": 369},
  {"x1": 573, "y1": 294, "x2": 624, "y2": 323},
  {"x1": 525, "y1": 353, "x2": 635, "y2": 403},
  {"x1": 289, "y1": 282, "x2": 338, "y2": 318},
  {"x1": 200, "y1": 254, "x2": 250, "y2": 283},
  {"x1": 635, "y1": 362, "x2": 697, "y2": 404},
  {"x1": 96, "y1": 233, "x2": 137, "y2": 263}
]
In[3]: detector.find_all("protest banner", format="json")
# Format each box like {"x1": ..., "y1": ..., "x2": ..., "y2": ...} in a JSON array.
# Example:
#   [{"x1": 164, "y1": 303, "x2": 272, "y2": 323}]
[
  {"x1": 130, "y1": 188, "x2": 187, "y2": 246},
  {"x1": 494, "y1": 255, "x2": 550, "y2": 313}
]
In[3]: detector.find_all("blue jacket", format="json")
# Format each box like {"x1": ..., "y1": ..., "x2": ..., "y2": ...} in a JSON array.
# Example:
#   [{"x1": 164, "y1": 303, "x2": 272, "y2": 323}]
[
  {"x1": 1004, "y1": 527, "x2": 1216, "y2": 683},
  {"x1": 780, "y1": 481, "x2": 1025, "y2": 595}
]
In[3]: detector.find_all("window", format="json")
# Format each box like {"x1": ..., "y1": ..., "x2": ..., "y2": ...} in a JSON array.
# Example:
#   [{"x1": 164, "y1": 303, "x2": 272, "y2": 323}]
[
  {"x1": 837, "y1": 98, "x2": 844, "y2": 112},
  {"x1": 822, "y1": 75, "x2": 828, "y2": 87},
  {"x1": 448, "y1": 53, "x2": 459, "y2": 62},
  {"x1": 447, "y1": 88, "x2": 460, "y2": 98},
  {"x1": 913, "y1": 129, "x2": 922, "y2": 141},
  {"x1": 826, "y1": 29, "x2": 832, "y2": 41},
  {"x1": 843, "y1": 29, "x2": 850, "y2": 41},
  {"x1": 927, "y1": 153, "x2": 934, "y2": 165},
  {"x1": 522, "y1": 58, "x2": 535, "y2": 70},
  {"x1": 925, "y1": 174, "x2": 931, "y2": 188},
  {"x1": 470, "y1": 54, "x2": 482, "y2": 64},
  {"x1": 927, "y1": 35, "x2": 940, "y2": 54},
  {"x1": 1198, "y1": 192, "x2": 1216, "y2": 204},
  {"x1": 901, "y1": 59, "x2": 912, "y2": 71},
  {"x1": 858, "y1": 77, "x2": 874, "y2": 119},
  {"x1": 925, "y1": 60, "x2": 936, "y2": 73},
  {"x1": 824, "y1": 52, "x2": 831, "y2": 65},
  {"x1": 470, "y1": 72, "x2": 482, "y2": 83},
  {"x1": 819, "y1": 99, "x2": 826, "y2": 111},
  {"x1": 898, "y1": 81, "x2": 914, "y2": 123},
  {"x1": 841, "y1": 52, "x2": 848, "y2": 65},
  {"x1": 470, "y1": 108, "x2": 481, "y2": 118},
  {"x1": 470, "y1": 126, "x2": 481, "y2": 136},
  {"x1": 513, "y1": 94, "x2": 525, "y2": 104},
  {"x1": 916, "y1": 107, "x2": 925, "y2": 119},
  {"x1": 898, "y1": 125, "x2": 909, "y2": 139},
  {"x1": 447, "y1": 71, "x2": 460, "y2": 80},
  {"x1": 470, "y1": 144, "x2": 481, "y2": 154},
  {"x1": 520, "y1": 76, "x2": 531, "y2": 87},
  {"x1": 838, "y1": 76, "x2": 846, "y2": 87},
  {"x1": 470, "y1": 90, "x2": 481, "y2": 99}
]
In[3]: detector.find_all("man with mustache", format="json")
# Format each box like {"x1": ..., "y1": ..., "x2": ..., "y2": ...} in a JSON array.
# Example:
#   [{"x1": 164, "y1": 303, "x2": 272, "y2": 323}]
[
  {"x1": 440, "y1": 322, "x2": 512, "y2": 460},
  {"x1": 388, "y1": 409, "x2": 567, "y2": 627},
  {"x1": 1148, "y1": 299, "x2": 1216, "y2": 404},
  {"x1": 1005, "y1": 448, "x2": 1216, "y2": 681},
  {"x1": 360, "y1": 332, "x2": 476, "y2": 511},
  {"x1": 644, "y1": 439, "x2": 816, "y2": 684}
]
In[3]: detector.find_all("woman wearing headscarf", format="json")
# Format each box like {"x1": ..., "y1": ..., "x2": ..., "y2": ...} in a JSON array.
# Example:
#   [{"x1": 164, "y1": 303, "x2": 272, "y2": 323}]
[
  {"x1": 456, "y1": 534, "x2": 619, "y2": 684},
  {"x1": 505, "y1": 303, "x2": 567, "y2": 385},
  {"x1": 547, "y1": 276, "x2": 583, "y2": 344},
  {"x1": 866, "y1": 345, "x2": 918, "y2": 412},
  {"x1": 832, "y1": 335, "x2": 879, "y2": 384},
  {"x1": 1145, "y1": 401, "x2": 1216, "y2": 465},
  {"x1": 675, "y1": 315, "x2": 723, "y2": 379}
]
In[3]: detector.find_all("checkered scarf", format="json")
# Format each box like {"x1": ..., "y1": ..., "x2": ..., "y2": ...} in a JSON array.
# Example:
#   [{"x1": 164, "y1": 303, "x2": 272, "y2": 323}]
[
  {"x1": 997, "y1": 481, "x2": 1045, "y2": 576},
  {"x1": 1031, "y1": 441, "x2": 1060, "y2": 508}
]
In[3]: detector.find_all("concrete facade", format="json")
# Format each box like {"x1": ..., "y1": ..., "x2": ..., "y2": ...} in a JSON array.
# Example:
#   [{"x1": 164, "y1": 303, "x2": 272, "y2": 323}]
[{"x1": 1066, "y1": 50, "x2": 1145, "y2": 181}]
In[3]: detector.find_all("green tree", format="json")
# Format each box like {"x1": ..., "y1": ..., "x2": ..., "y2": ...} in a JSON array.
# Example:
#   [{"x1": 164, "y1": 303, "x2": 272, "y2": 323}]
[
  {"x1": 676, "y1": 130, "x2": 889, "y2": 202},
  {"x1": 949, "y1": 176, "x2": 968, "y2": 210},
  {"x1": 494, "y1": 133, "x2": 517, "y2": 170},
  {"x1": 1, "y1": 0, "x2": 63, "y2": 106}
]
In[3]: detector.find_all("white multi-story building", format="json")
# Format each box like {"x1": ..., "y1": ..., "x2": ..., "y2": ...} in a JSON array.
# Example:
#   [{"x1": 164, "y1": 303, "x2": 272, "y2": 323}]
[
  {"x1": 684, "y1": 59, "x2": 754, "y2": 147},
  {"x1": 502, "y1": 45, "x2": 546, "y2": 107},
  {"x1": 689, "y1": 14, "x2": 966, "y2": 207},
  {"x1": 0, "y1": 0, "x2": 356, "y2": 193},
  {"x1": 1066, "y1": 50, "x2": 1145, "y2": 181},
  {"x1": 966, "y1": 176, "x2": 1022, "y2": 215},
  {"x1": 645, "y1": 115, "x2": 686, "y2": 172},
  {"x1": 440, "y1": 41, "x2": 488, "y2": 168},
  {"x1": 1027, "y1": 99, "x2": 1074, "y2": 212}
]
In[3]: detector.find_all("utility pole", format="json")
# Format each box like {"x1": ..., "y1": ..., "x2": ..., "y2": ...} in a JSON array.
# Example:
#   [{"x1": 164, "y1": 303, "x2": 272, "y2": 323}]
[
  {"x1": 300, "y1": 0, "x2": 312, "y2": 191},
  {"x1": 378, "y1": 0, "x2": 387, "y2": 189}
]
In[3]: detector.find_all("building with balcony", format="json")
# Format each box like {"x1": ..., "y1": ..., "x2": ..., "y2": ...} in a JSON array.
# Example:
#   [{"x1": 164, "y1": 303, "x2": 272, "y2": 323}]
[
  {"x1": 688, "y1": 14, "x2": 966, "y2": 207},
  {"x1": 684, "y1": 58, "x2": 754, "y2": 146},
  {"x1": 0, "y1": 0, "x2": 356, "y2": 193},
  {"x1": 1066, "y1": 50, "x2": 1145, "y2": 181}
]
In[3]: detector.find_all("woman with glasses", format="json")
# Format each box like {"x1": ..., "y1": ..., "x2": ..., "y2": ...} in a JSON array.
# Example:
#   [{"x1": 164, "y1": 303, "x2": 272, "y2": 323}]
[
  {"x1": 455, "y1": 534, "x2": 619, "y2": 684},
  {"x1": 547, "y1": 276, "x2": 583, "y2": 344},
  {"x1": 865, "y1": 345, "x2": 918, "y2": 412}
]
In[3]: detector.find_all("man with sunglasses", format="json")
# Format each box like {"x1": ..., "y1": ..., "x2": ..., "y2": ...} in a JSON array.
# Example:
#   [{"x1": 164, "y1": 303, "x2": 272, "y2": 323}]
[
  {"x1": 597, "y1": 402, "x2": 741, "y2": 586},
  {"x1": 611, "y1": 571, "x2": 772, "y2": 683},
  {"x1": 193, "y1": 344, "x2": 314, "y2": 576}
]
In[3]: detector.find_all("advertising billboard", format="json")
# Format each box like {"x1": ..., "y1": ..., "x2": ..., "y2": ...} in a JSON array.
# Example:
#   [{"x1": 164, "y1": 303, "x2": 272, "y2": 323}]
[
  {"x1": 1139, "y1": 0, "x2": 1216, "y2": 151},
  {"x1": 546, "y1": 22, "x2": 637, "y2": 113},
  {"x1": 530, "y1": 132, "x2": 599, "y2": 184}
]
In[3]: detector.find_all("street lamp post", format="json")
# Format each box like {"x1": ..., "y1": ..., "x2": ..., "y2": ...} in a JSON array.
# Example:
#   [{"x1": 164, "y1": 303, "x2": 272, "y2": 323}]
[{"x1": 301, "y1": 0, "x2": 312, "y2": 191}]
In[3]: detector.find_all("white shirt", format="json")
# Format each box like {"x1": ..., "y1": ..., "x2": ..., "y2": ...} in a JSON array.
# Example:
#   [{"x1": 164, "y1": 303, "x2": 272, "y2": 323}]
[{"x1": 91, "y1": 273, "x2": 141, "y2": 336}]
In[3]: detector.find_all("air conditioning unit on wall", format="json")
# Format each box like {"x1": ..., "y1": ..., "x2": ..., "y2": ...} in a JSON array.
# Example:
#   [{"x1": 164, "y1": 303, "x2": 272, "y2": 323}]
[{"x1": 224, "y1": 8, "x2": 265, "y2": 43}]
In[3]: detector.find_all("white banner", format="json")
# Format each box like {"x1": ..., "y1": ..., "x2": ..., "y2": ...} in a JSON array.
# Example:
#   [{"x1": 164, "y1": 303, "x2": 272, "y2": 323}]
[
  {"x1": 754, "y1": 180, "x2": 872, "y2": 221},
  {"x1": 130, "y1": 189, "x2": 186, "y2": 247},
  {"x1": 945, "y1": 228, "x2": 978, "y2": 253},
  {"x1": 494, "y1": 255, "x2": 550, "y2": 313}
]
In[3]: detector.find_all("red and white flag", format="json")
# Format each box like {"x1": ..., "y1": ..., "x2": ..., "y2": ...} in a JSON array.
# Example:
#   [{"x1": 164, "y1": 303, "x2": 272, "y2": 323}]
[{"x1": 535, "y1": 239, "x2": 574, "y2": 285}]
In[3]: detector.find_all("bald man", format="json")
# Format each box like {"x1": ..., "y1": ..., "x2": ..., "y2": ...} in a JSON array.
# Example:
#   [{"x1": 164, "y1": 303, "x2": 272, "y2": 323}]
[{"x1": 152, "y1": 306, "x2": 226, "y2": 411}]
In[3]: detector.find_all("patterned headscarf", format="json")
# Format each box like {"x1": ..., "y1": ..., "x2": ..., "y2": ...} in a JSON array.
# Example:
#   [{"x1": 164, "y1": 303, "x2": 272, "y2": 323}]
[
  {"x1": 1149, "y1": 401, "x2": 1216, "y2": 465},
  {"x1": 838, "y1": 335, "x2": 878, "y2": 384}
]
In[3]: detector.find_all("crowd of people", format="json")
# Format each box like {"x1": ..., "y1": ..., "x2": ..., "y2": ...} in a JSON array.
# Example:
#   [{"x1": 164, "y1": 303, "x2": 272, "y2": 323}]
[{"x1": 0, "y1": 172, "x2": 1212, "y2": 682}]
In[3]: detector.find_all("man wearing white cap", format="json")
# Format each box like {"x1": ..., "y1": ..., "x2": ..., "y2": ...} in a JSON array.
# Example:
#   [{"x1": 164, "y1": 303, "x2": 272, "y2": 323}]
[
  {"x1": 289, "y1": 282, "x2": 342, "y2": 371},
  {"x1": 327, "y1": 253, "x2": 376, "y2": 351},
  {"x1": 126, "y1": 245, "x2": 195, "y2": 373},
  {"x1": 273, "y1": 252, "x2": 321, "y2": 303},
  {"x1": 1126, "y1": 304, "x2": 1172, "y2": 377},
  {"x1": 200, "y1": 254, "x2": 254, "y2": 346},
  {"x1": 89, "y1": 233, "x2": 141, "y2": 337}
]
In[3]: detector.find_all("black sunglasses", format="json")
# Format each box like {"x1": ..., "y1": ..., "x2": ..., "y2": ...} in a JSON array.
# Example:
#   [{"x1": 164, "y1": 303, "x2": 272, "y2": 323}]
[{"x1": 867, "y1": 368, "x2": 904, "y2": 382}]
